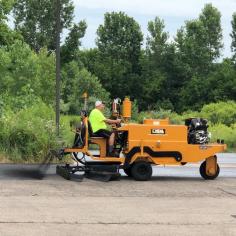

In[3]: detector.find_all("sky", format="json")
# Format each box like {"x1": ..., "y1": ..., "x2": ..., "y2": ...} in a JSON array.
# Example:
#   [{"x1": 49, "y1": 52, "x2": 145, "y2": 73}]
[{"x1": 72, "y1": 0, "x2": 236, "y2": 58}]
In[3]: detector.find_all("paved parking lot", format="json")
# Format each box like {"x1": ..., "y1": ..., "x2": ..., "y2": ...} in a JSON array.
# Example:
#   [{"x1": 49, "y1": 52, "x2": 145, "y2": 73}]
[{"x1": 0, "y1": 154, "x2": 236, "y2": 236}]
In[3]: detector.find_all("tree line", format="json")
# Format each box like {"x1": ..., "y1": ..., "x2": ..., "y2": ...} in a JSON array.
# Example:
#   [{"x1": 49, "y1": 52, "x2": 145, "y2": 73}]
[{"x1": 1, "y1": 0, "x2": 236, "y2": 114}]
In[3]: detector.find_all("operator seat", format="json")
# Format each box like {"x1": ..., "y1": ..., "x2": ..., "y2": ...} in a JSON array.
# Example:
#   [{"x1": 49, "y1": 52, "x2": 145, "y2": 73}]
[
  {"x1": 87, "y1": 120, "x2": 107, "y2": 157},
  {"x1": 88, "y1": 120, "x2": 101, "y2": 137},
  {"x1": 72, "y1": 111, "x2": 107, "y2": 156}
]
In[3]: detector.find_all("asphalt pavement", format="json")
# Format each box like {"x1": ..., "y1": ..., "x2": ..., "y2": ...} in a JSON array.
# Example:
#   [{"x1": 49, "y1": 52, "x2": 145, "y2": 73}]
[
  {"x1": 0, "y1": 153, "x2": 235, "y2": 179},
  {"x1": 0, "y1": 153, "x2": 235, "y2": 236}
]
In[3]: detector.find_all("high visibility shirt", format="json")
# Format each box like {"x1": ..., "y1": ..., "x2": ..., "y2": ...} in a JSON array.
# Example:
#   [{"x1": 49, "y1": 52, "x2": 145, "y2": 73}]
[{"x1": 89, "y1": 108, "x2": 107, "y2": 133}]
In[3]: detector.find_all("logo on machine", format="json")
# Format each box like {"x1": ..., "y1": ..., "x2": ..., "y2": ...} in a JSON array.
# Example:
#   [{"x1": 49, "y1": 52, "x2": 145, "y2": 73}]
[
  {"x1": 199, "y1": 145, "x2": 211, "y2": 150},
  {"x1": 151, "y1": 129, "x2": 166, "y2": 135}
]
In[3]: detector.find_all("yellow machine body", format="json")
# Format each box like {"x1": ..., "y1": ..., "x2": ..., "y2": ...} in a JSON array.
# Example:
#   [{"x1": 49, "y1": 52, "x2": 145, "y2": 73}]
[
  {"x1": 62, "y1": 98, "x2": 226, "y2": 180},
  {"x1": 117, "y1": 120, "x2": 226, "y2": 165},
  {"x1": 64, "y1": 118, "x2": 226, "y2": 166}
]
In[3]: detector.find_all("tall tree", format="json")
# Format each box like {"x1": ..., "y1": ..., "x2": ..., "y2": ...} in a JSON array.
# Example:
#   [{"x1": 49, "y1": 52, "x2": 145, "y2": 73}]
[
  {"x1": 61, "y1": 62, "x2": 110, "y2": 114},
  {"x1": 174, "y1": 4, "x2": 223, "y2": 111},
  {"x1": 175, "y1": 19, "x2": 209, "y2": 76},
  {"x1": 141, "y1": 17, "x2": 169, "y2": 109},
  {"x1": 0, "y1": 0, "x2": 13, "y2": 21},
  {"x1": 230, "y1": 12, "x2": 236, "y2": 62},
  {"x1": 0, "y1": 0, "x2": 21, "y2": 46},
  {"x1": 199, "y1": 3, "x2": 223, "y2": 61},
  {"x1": 0, "y1": 41, "x2": 55, "y2": 105},
  {"x1": 146, "y1": 17, "x2": 168, "y2": 67},
  {"x1": 96, "y1": 12, "x2": 143, "y2": 99},
  {"x1": 141, "y1": 17, "x2": 185, "y2": 110},
  {"x1": 13, "y1": 0, "x2": 74, "y2": 51},
  {"x1": 61, "y1": 20, "x2": 87, "y2": 64},
  {"x1": 175, "y1": 3, "x2": 223, "y2": 76}
]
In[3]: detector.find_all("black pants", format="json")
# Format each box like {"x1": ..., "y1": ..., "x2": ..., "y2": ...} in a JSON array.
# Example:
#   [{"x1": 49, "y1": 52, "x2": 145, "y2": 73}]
[{"x1": 93, "y1": 129, "x2": 112, "y2": 139}]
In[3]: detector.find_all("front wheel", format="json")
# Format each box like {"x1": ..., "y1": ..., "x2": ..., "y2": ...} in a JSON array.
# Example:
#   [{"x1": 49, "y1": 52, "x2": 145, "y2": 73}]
[
  {"x1": 199, "y1": 161, "x2": 220, "y2": 180},
  {"x1": 131, "y1": 161, "x2": 152, "y2": 181}
]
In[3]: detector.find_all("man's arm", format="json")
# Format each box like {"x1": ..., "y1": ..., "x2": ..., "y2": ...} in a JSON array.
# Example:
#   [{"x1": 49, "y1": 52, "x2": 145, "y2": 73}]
[{"x1": 104, "y1": 119, "x2": 121, "y2": 125}]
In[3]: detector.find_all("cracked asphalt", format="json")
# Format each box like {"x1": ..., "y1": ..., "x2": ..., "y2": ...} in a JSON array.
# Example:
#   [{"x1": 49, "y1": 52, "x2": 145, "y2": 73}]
[{"x1": 0, "y1": 153, "x2": 236, "y2": 236}]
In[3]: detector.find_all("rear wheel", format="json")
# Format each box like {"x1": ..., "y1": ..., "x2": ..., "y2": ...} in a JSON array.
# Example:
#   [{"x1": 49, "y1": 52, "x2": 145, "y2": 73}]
[
  {"x1": 131, "y1": 161, "x2": 152, "y2": 181},
  {"x1": 199, "y1": 161, "x2": 220, "y2": 180}
]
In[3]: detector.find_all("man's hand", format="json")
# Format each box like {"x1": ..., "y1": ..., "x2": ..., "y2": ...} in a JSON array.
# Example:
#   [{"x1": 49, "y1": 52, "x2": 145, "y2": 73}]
[
  {"x1": 105, "y1": 118, "x2": 121, "y2": 125},
  {"x1": 116, "y1": 119, "x2": 121, "y2": 124}
]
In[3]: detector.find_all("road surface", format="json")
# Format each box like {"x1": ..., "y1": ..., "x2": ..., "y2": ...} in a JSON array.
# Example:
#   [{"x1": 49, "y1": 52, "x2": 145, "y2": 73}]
[{"x1": 0, "y1": 153, "x2": 235, "y2": 236}]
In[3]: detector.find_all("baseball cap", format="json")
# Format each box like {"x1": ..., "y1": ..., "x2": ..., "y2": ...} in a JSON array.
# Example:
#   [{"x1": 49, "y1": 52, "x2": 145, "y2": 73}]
[{"x1": 95, "y1": 100, "x2": 104, "y2": 107}]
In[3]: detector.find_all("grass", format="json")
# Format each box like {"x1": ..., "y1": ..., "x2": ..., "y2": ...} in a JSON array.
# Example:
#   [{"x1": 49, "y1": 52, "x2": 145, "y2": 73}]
[{"x1": 0, "y1": 153, "x2": 12, "y2": 163}]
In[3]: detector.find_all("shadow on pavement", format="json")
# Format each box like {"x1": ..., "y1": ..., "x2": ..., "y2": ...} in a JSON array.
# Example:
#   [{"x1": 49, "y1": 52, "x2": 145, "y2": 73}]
[
  {"x1": 119, "y1": 176, "x2": 203, "y2": 182},
  {"x1": 0, "y1": 165, "x2": 47, "y2": 180}
]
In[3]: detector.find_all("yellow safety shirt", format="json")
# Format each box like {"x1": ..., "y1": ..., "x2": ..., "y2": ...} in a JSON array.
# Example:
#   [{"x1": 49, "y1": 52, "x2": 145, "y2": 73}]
[{"x1": 89, "y1": 108, "x2": 107, "y2": 133}]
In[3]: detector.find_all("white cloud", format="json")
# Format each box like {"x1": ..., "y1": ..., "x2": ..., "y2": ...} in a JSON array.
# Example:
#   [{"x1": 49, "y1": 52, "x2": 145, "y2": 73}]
[{"x1": 74, "y1": 0, "x2": 236, "y2": 18}]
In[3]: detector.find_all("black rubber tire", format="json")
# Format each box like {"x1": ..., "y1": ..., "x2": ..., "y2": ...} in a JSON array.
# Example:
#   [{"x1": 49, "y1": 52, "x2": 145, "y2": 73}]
[
  {"x1": 131, "y1": 161, "x2": 152, "y2": 181},
  {"x1": 123, "y1": 165, "x2": 133, "y2": 177},
  {"x1": 199, "y1": 161, "x2": 220, "y2": 180}
]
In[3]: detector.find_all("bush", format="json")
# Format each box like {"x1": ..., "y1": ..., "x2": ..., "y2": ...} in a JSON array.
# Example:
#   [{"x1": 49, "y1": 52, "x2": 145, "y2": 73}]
[
  {"x1": 60, "y1": 115, "x2": 81, "y2": 146},
  {"x1": 135, "y1": 109, "x2": 183, "y2": 124},
  {"x1": 0, "y1": 101, "x2": 57, "y2": 162},
  {"x1": 200, "y1": 101, "x2": 236, "y2": 126},
  {"x1": 209, "y1": 123, "x2": 236, "y2": 150}
]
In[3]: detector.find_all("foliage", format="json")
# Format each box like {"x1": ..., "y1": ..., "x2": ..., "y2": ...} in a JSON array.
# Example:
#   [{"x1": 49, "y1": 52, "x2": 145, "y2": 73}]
[
  {"x1": 209, "y1": 124, "x2": 236, "y2": 150},
  {"x1": 60, "y1": 115, "x2": 81, "y2": 146},
  {"x1": 0, "y1": 101, "x2": 57, "y2": 162},
  {"x1": 175, "y1": 3, "x2": 222, "y2": 76},
  {"x1": 95, "y1": 11, "x2": 143, "y2": 99},
  {"x1": 0, "y1": 4, "x2": 236, "y2": 160},
  {"x1": 135, "y1": 109, "x2": 183, "y2": 124},
  {"x1": 146, "y1": 17, "x2": 169, "y2": 65},
  {"x1": 0, "y1": 0, "x2": 22, "y2": 46},
  {"x1": 199, "y1": 3, "x2": 223, "y2": 62},
  {"x1": 0, "y1": 0, "x2": 14, "y2": 20},
  {"x1": 61, "y1": 20, "x2": 87, "y2": 64},
  {"x1": 61, "y1": 61, "x2": 110, "y2": 114},
  {"x1": 13, "y1": 0, "x2": 74, "y2": 51},
  {"x1": 0, "y1": 41, "x2": 55, "y2": 106},
  {"x1": 200, "y1": 101, "x2": 236, "y2": 126},
  {"x1": 231, "y1": 13, "x2": 236, "y2": 62}
]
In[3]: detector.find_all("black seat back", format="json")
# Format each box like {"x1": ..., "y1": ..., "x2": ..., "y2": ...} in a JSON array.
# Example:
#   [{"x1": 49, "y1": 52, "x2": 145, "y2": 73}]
[{"x1": 88, "y1": 120, "x2": 94, "y2": 137}]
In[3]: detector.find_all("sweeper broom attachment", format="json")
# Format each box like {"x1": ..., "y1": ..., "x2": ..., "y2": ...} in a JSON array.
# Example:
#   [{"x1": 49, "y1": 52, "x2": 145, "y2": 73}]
[
  {"x1": 55, "y1": 151, "x2": 121, "y2": 182},
  {"x1": 56, "y1": 162, "x2": 120, "y2": 182}
]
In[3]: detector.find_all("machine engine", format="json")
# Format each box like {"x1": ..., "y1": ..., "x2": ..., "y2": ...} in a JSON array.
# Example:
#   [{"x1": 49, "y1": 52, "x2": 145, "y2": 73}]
[{"x1": 185, "y1": 118, "x2": 210, "y2": 144}]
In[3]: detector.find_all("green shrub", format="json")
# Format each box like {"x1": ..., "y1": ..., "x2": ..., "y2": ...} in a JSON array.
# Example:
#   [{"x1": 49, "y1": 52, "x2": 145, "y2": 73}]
[
  {"x1": 209, "y1": 123, "x2": 236, "y2": 150},
  {"x1": 201, "y1": 101, "x2": 236, "y2": 126},
  {"x1": 8, "y1": 128, "x2": 38, "y2": 159},
  {"x1": 135, "y1": 109, "x2": 183, "y2": 124},
  {"x1": 60, "y1": 115, "x2": 81, "y2": 146},
  {"x1": 0, "y1": 101, "x2": 57, "y2": 162}
]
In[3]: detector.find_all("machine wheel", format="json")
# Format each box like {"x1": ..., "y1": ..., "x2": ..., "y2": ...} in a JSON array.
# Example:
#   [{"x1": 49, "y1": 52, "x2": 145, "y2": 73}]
[
  {"x1": 199, "y1": 161, "x2": 220, "y2": 180},
  {"x1": 131, "y1": 161, "x2": 152, "y2": 181}
]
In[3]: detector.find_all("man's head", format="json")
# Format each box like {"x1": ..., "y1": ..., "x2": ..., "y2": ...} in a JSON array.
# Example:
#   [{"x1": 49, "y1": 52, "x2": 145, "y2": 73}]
[{"x1": 95, "y1": 100, "x2": 105, "y2": 110}]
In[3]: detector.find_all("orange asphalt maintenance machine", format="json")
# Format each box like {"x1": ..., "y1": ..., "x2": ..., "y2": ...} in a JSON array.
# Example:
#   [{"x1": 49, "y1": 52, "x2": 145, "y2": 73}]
[{"x1": 55, "y1": 98, "x2": 226, "y2": 181}]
